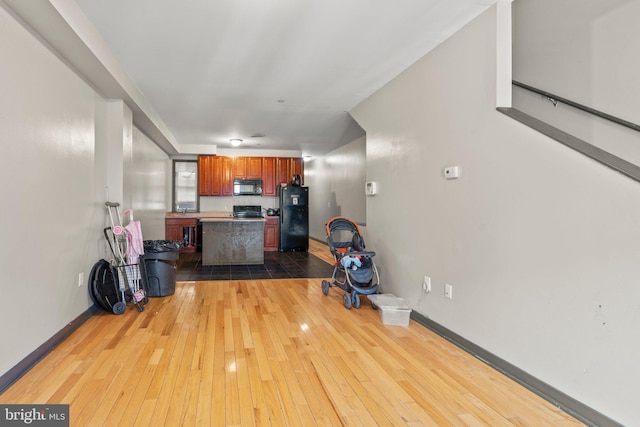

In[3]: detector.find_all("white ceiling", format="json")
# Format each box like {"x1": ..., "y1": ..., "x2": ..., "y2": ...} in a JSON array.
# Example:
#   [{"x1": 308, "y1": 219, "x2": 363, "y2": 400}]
[{"x1": 10, "y1": 0, "x2": 497, "y2": 156}]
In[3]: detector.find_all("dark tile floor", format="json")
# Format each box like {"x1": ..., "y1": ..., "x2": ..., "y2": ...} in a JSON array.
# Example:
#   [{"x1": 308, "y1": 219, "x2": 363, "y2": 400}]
[{"x1": 176, "y1": 251, "x2": 335, "y2": 281}]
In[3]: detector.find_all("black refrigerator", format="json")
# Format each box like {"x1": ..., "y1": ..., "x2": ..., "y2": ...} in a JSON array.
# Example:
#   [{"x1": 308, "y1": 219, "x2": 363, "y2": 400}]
[{"x1": 279, "y1": 185, "x2": 309, "y2": 251}]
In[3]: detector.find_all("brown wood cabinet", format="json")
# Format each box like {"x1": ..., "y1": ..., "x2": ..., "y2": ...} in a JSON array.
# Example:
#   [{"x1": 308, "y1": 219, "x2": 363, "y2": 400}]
[
  {"x1": 276, "y1": 157, "x2": 304, "y2": 186},
  {"x1": 199, "y1": 155, "x2": 303, "y2": 197},
  {"x1": 234, "y1": 157, "x2": 262, "y2": 179},
  {"x1": 233, "y1": 157, "x2": 247, "y2": 178},
  {"x1": 247, "y1": 157, "x2": 262, "y2": 179},
  {"x1": 264, "y1": 216, "x2": 279, "y2": 251},
  {"x1": 221, "y1": 156, "x2": 234, "y2": 196},
  {"x1": 276, "y1": 158, "x2": 288, "y2": 186},
  {"x1": 261, "y1": 157, "x2": 277, "y2": 196},
  {"x1": 210, "y1": 156, "x2": 223, "y2": 196},
  {"x1": 198, "y1": 155, "x2": 233, "y2": 196},
  {"x1": 291, "y1": 157, "x2": 304, "y2": 181},
  {"x1": 165, "y1": 218, "x2": 198, "y2": 253},
  {"x1": 198, "y1": 155, "x2": 222, "y2": 196},
  {"x1": 198, "y1": 155, "x2": 213, "y2": 196}
]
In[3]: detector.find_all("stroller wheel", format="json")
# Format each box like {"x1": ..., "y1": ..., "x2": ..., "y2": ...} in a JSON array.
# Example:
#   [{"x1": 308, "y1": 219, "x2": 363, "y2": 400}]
[
  {"x1": 322, "y1": 280, "x2": 330, "y2": 295},
  {"x1": 343, "y1": 293, "x2": 352, "y2": 309},
  {"x1": 352, "y1": 292, "x2": 361, "y2": 309},
  {"x1": 113, "y1": 301, "x2": 126, "y2": 315}
]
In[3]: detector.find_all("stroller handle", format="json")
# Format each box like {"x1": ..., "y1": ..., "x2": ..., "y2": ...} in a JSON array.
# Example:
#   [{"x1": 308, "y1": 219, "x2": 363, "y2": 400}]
[
  {"x1": 341, "y1": 251, "x2": 376, "y2": 258},
  {"x1": 105, "y1": 201, "x2": 120, "y2": 207}
]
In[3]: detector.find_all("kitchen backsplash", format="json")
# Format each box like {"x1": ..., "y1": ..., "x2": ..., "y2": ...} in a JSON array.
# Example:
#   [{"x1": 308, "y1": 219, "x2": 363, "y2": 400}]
[{"x1": 200, "y1": 196, "x2": 279, "y2": 212}]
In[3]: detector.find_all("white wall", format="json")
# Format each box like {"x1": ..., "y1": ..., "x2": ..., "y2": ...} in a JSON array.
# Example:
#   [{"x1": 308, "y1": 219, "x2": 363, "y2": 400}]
[
  {"x1": 102, "y1": 101, "x2": 169, "y2": 240},
  {"x1": 351, "y1": 5, "x2": 639, "y2": 425},
  {"x1": 0, "y1": 4, "x2": 169, "y2": 379},
  {"x1": 512, "y1": 0, "x2": 640, "y2": 165},
  {"x1": 305, "y1": 136, "x2": 367, "y2": 241},
  {"x1": 0, "y1": 4, "x2": 102, "y2": 377},
  {"x1": 513, "y1": 0, "x2": 640, "y2": 123},
  {"x1": 129, "y1": 127, "x2": 171, "y2": 240}
]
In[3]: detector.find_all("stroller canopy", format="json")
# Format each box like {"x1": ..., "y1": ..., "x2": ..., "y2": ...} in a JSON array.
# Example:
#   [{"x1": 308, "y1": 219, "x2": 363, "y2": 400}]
[{"x1": 325, "y1": 216, "x2": 366, "y2": 253}]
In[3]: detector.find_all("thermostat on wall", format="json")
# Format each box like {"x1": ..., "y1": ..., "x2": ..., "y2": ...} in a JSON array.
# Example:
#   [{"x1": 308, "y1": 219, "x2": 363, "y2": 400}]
[
  {"x1": 443, "y1": 166, "x2": 461, "y2": 179},
  {"x1": 365, "y1": 181, "x2": 377, "y2": 196}
]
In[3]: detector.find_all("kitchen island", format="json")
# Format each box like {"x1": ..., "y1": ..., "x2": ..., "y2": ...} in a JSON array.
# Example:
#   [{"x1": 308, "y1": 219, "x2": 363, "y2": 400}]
[{"x1": 200, "y1": 217, "x2": 265, "y2": 265}]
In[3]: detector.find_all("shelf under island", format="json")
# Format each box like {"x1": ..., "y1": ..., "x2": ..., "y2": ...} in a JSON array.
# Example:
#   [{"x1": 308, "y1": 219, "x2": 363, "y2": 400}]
[{"x1": 200, "y1": 217, "x2": 265, "y2": 265}]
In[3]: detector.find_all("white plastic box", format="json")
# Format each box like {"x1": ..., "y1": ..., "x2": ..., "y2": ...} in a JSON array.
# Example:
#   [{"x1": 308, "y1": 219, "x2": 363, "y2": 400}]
[{"x1": 368, "y1": 294, "x2": 411, "y2": 326}]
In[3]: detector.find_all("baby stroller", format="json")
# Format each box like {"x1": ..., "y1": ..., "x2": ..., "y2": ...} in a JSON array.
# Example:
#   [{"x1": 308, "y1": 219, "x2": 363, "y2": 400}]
[{"x1": 321, "y1": 216, "x2": 380, "y2": 309}]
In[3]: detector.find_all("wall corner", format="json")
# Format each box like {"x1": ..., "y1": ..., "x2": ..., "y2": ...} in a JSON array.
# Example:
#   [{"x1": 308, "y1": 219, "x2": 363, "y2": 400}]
[{"x1": 496, "y1": 0, "x2": 513, "y2": 108}]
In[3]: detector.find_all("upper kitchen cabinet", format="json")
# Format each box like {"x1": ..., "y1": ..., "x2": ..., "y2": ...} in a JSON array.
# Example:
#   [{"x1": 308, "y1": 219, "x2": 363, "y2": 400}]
[
  {"x1": 199, "y1": 156, "x2": 303, "y2": 196},
  {"x1": 198, "y1": 155, "x2": 233, "y2": 196},
  {"x1": 234, "y1": 157, "x2": 262, "y2": 179},
  {"x1": 277, "y1": 157, "x2": 304, "y2": 186},
  {"x1": 221, "y1": 156, "x2": 234, "y2": 196},
  {"x1": 198, "y1": 155, "x2": 213, "y2": 196},
  {"x1": 262, "y1": 157, "x2": 277, "y2": 196},
  {"x1": 291, "y1": 158, "x2": 304, "y2": 182}
]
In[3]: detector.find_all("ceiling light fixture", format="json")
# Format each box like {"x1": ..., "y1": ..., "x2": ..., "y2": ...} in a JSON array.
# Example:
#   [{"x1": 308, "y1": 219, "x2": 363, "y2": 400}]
[
  {"x1": 303, "y1": 156, "x2": 312, "y2": 162},
  {"x1": 230, "y1": 138, "x2": 242, "y2": 147}
]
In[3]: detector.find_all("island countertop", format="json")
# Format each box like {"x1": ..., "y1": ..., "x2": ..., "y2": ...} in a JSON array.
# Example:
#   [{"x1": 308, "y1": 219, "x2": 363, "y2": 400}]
[
  {"x1": 166, "y1": 211, "x2": 232, "y2": 219},
  {"x1": 199, "y1": 217, "x2": 265, "y2": 223},
  {"x1": 166, "y1": 212, "x2": 268, "y2": 222}
]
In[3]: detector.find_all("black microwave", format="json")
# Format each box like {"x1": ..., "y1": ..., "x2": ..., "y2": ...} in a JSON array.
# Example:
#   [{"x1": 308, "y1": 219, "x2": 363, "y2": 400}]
[{"x1": 233, "y1": 179, "x2": 263, "y2": 196}]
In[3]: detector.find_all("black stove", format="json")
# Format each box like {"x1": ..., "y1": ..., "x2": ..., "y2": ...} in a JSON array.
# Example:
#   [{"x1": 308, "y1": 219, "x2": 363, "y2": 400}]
[{"x1": 233, "y1": 205, "x2": 262, "y2": 218}]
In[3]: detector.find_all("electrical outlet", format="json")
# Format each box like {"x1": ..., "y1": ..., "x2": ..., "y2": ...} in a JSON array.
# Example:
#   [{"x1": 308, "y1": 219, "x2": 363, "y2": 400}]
[
  {"x1": 78, "y1": 272, "x2": 85, "y2": 287},
  {"x1": 422, "y1": 276, "x2": 431, "y2": 293},
  {"x1": 445, "y1": 283, "x2": 453, "y2": 299}
]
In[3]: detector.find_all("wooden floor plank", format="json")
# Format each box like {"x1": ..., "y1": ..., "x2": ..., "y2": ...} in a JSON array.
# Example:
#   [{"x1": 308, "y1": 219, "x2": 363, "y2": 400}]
[{"x1": 0, "y1": 242, "x2": 586, "y2": 427}]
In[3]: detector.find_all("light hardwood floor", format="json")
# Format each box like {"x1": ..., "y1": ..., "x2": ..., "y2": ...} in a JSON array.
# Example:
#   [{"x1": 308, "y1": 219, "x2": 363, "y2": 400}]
[{"x1": 2, "y1": 241, "x2": 584, "y2": 426}]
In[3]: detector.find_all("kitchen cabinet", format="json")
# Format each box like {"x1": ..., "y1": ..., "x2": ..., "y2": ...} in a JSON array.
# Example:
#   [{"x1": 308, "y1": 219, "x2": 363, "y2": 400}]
[
  {"x1": 261, "y1": 157, "x2": 277, "y2": 196},
  {"x1": 290, "y1": 157, "x2": 304, "y2": 181},
  {"x1": 276, "y1": 157, "x2": 304, "y2": 186},
  {"x1": 233, "y1": 157, "x2": 247, "y2": 178},
  {"x1": 264, "y1": 216, "x2": 279, "y2": 251},
  {"x1": 221, "y1": 156, "x2": 234, "y2": 196},
  {"x1": 198, "y1": 155, "x2": 233, "y2": 196},
  {"x1": 198, "y1": 155, "x2": 213, "y2": 196},
  {"x1": 209, "y1": 156, "x2": 223, "y2": 196},
  {"x1": 248, "y1": 157, "x2": 263, "y2": 178},
  {"x1": 199, "y1": 155, "x2": 302, "y2": 196},
  {"x1": 165, "y1": 218, "x2": 198, "y2": 253},
  {"x1": 276, "y1": 158, "x2": 288, "y2": 186},
  {"x1": 234, "y1": 157, "x2": 262, "y2": 179}
]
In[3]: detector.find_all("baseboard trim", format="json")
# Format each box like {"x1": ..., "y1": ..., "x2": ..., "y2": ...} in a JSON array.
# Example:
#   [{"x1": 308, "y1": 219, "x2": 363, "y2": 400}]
[
  {"x1": 410, "y1": 311, "x2": 622, "y2": 427},
  {"x1": 0, "y1": 305, "x2": 99, "y2": 395}
]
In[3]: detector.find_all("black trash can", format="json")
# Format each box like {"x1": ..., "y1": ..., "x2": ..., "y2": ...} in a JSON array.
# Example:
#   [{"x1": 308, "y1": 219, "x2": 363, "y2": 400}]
[{"x1": 142, "y1": 240, "x2": 181, "y2": 297}]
